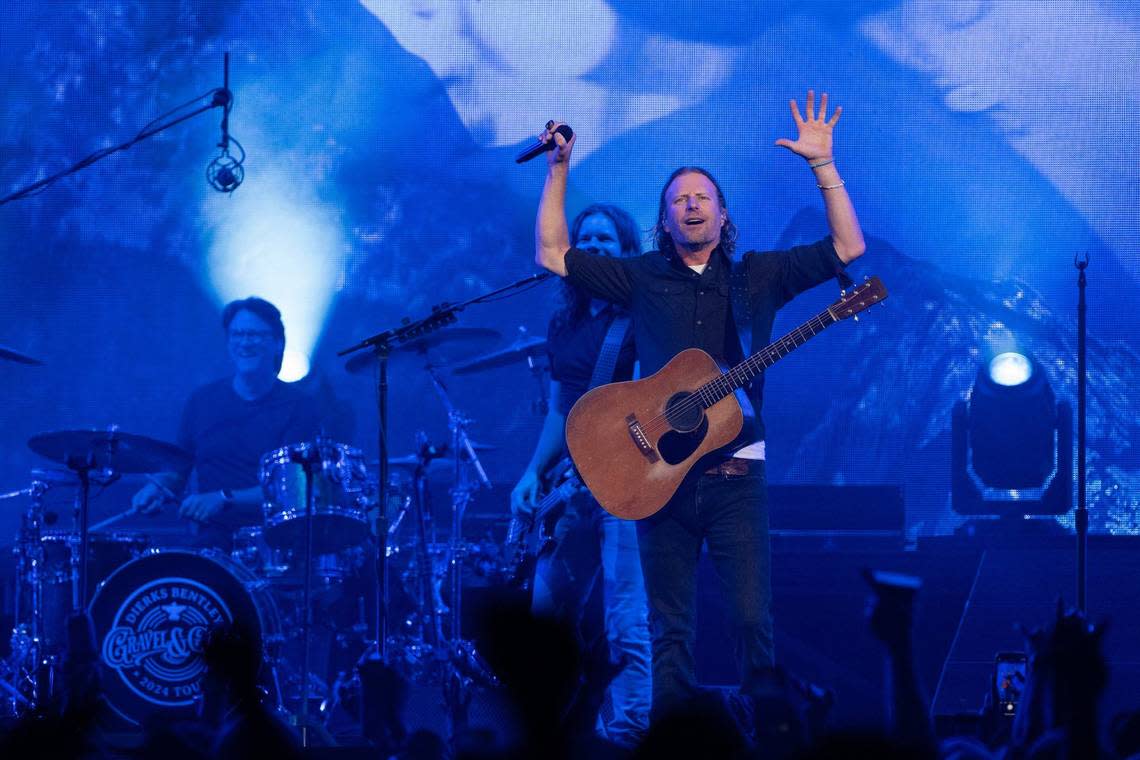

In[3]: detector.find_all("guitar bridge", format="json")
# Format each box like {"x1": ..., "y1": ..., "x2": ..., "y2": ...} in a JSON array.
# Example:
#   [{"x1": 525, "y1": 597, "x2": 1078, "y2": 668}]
[{"x1": 626, "y1": 414, "x2": 659, "y2": 463}]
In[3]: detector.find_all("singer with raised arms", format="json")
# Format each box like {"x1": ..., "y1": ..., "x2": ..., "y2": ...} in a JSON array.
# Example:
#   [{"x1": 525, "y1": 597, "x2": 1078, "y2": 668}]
[{"x1": 532, "y1": 90, "x2": 866, "y2": 721}]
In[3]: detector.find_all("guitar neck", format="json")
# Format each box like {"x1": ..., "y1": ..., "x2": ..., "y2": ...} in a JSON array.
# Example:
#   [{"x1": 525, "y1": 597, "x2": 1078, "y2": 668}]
[
  {"x1": 533, "y1": 472, "x2": 580, "y2": 523},
  {"x1": 698, "y1": 306, "x2": 839, "y2": 407}
]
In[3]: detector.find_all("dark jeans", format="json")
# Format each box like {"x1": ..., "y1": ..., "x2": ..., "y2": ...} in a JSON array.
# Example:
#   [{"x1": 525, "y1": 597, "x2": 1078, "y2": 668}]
[
  {"x1": 532, "y1": 495, "x2": 651, "y2": 745},
  {"x1": 635, "y1": 458, "x2": 773, "y2": 720}
]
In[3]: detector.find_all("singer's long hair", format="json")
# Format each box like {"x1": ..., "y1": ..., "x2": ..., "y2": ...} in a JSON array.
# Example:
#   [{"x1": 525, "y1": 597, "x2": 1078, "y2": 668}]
[
  {"x1": 555, "y1": 204, "x2": 642, "y2": 332},
  {"x1": 653, "y1": 166, "x2": 737, "y2": 259}
]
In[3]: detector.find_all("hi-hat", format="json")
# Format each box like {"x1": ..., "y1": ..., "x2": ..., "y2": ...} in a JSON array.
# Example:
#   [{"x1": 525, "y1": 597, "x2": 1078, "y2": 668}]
[
  {"x1": 344, "y1": 327, "x2": 501, "y2": 374},
  {"x1": 451, "y1": 336, "x2": 548, "y2": 374},
  {"x1": 28, "y1": 429, "x2": 192, "y2": 474}
]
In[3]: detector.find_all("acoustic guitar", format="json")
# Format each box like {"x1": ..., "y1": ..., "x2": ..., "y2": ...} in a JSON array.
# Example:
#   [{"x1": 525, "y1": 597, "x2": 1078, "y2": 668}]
[{"x1": 565, "y1": 277, "x2": 887, "y2": 520}]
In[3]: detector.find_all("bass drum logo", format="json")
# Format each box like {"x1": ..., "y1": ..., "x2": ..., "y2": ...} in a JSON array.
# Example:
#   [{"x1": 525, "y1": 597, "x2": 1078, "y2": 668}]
[{"x1": 101, "y1": 576, "x2": 232, "y2": 707}]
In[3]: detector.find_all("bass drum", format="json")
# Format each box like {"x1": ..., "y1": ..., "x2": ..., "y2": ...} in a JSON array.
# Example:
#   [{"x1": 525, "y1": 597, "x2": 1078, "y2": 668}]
[{"x1": 88, "y1": 549, "x2": 279, "y2": 726}]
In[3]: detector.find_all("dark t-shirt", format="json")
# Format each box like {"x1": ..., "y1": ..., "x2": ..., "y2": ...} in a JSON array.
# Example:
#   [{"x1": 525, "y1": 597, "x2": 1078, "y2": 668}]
[
  {"x1": 176, "y1": 377, "x2": 353, "y2": 541},
  {"x1": 563, "y1": 237, "x2": 844, "y2": 446},
  {"x1": 548, "y1": 305, "x2": 636, "y2": 415}
]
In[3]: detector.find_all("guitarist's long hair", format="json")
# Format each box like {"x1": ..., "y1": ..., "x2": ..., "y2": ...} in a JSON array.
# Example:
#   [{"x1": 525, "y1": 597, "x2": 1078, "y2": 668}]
[
  {"x1": 653, "y1": 166, "x2": 738, "y2": 259},
  {"x1": 555, "y1": 203, "x2": 643, "y2": 330}
]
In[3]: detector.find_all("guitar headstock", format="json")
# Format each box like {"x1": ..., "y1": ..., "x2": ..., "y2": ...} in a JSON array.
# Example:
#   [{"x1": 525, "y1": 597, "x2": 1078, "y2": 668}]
[{"x1": 830, "y1": 276, "x2": 888, "y2": 321}]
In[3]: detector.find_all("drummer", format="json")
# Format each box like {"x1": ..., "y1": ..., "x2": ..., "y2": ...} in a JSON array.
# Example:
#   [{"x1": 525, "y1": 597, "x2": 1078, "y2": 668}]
[{"x1": 131, "y1": 297, "x2": 353, "y2": 548}]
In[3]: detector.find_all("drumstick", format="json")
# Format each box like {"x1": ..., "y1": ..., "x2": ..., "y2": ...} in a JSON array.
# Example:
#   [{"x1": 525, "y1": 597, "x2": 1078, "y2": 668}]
[
  {"x1": 90, "y1": 475, "x2": 179, "y2": 531},
  {"x1": 89, "y1": 510, "x2": 132, "y2": 532}
]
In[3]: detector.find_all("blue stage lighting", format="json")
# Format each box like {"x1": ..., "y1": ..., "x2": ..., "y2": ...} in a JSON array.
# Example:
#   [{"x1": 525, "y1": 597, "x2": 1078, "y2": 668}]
[
  {"x1": 203, "y1": 166, "x2": 344, "y2": 383},
  {"x1": 988, "y1": 352, "x2": 1032, "y2": 387}
]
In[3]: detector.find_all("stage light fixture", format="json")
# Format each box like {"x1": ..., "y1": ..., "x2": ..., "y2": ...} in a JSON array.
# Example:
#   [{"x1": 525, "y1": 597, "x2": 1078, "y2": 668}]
[
  {"x1": 988, "y1": 351, "x2": 1032, "y2": 387},
  {"x1": 952, "y1": 352, "x2": 1072, "y2": 516}
]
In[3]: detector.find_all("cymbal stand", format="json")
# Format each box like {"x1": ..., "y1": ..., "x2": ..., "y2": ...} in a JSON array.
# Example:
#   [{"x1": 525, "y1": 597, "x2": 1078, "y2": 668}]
[
  {"x1": 424, "y1": 364, "x2": 495, "y2": 741},
  {"x1": 66, "y1": 451, "x2": 119, "y2": 612},
  {"x1": 519, "y1": 327, "x2": 551, "y2": 416},
  {"x1": 0, "y1": 479, "x2": 48, "y2": 712},
  {"x1": 337, "y1": 272, "x2": 553, "y2": 668},
  {"x1": 409, "y1": 435, "x2": 444, "y2": 650},
  {"x1": 336, "y1": 272, "x2": 548, "y2": 741}
]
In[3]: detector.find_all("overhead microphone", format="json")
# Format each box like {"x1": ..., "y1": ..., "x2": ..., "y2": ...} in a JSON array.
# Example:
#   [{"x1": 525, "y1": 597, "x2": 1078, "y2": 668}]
[
  {"x1": 515, "y1": 120, "x2": 574, "y2": 164},
  {"x1": 207, "y1": 52, "x2": 245, "y2": 193}
]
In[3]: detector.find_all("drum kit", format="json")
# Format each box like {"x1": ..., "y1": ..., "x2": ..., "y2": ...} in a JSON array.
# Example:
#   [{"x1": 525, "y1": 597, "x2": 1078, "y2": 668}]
[{"x1": 0, "y1": 326, "x2": 549, "y2": 741}]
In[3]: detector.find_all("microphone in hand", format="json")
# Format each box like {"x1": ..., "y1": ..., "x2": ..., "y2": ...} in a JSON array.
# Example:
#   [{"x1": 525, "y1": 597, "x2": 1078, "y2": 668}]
[{"x1": 515, "y1": 121, "x2": 574, "y2": 164}]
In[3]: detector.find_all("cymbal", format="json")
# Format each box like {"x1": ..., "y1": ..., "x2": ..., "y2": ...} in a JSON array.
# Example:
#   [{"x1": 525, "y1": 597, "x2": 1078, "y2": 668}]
[
  {"x1": 0, "y1": 344, "x2": 43, "y2": 365},
  {"x1": 380, "y1": 443, "x2": 499, "y2": 469},
  {"x1": 28, "y1": 429, "x2": 192, "y2": 474},
  {"x1": 387, "y1": 455, "x2": 459, "y2": 470},
  {"x1": 451, "y1": 336, "x2": 548, "y2": 375},
  {"x1": 344, "y1": 327, "x2": 502, "y2": 374}
]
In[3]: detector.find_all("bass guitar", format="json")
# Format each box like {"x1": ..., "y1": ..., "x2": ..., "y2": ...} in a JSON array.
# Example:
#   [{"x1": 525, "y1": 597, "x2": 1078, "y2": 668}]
[
  {"x1": 565, "y1": 277, "x2": 887, "y2": 520},
  {"x1": 505, "y1": 457, "x2": 585, "y2": 589}
]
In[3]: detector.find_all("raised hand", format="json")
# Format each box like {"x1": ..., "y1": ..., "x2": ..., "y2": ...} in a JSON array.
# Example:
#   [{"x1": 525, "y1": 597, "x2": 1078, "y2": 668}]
[
  {"x1": 774, "y1": 89, "x2": 841, "y2": 162},
  {"x1": 542, "y1": 120, "x2": 576, "y2": 169}
]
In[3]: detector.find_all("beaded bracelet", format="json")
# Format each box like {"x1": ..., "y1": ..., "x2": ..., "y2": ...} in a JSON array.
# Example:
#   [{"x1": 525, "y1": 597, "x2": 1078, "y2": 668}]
[{"x1": 817, "y1": 180, "x2": 845, "y2": 190}]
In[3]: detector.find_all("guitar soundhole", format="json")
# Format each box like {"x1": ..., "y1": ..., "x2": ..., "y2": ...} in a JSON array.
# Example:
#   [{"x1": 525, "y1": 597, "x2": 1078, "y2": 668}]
[{"x1": 664, "y1": 392, "x2": 704, "y2": 433}]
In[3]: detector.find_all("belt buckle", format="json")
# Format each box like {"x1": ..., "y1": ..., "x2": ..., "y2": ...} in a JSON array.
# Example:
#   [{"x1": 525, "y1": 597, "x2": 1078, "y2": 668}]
[{"x1": 706, "y1": 458, "x2": 749, "y2": 477}]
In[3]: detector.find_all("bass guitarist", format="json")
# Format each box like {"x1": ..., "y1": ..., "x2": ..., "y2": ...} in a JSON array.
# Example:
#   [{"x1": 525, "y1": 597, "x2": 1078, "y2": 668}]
[
  {"x1": 510, "y1": 203, "x2": 652, "y2": 746},
  {"x1": 532, "y1": 90, "x2": 867, "y2": 722}
]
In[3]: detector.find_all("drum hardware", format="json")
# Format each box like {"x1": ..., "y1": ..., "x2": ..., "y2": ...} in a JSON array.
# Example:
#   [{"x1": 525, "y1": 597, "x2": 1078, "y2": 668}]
[
  {"x1": 1, "y1": 478, "x2": 51, "y2": 711},
  {"x1": 407, "y1": 433, "x2": 446, "y2": 650},
  {"x1": 338, "y1": 273, "x2": 547, "y2": 746},
  {"x1": 282, "y1": 442, "x2": 322, "y2": 748},
  {"x1": 342, "y1": 327, "x2": 503, "y2": 377},
  {"x1": 27, "y1": 427, "x2": 191, "y2": 612},
  {"x1": 422, "y1": 362, "x2": 504, "y2": 733},
  {"x1": 9, "y1": 427, "x2": 186, "y2": 713}
]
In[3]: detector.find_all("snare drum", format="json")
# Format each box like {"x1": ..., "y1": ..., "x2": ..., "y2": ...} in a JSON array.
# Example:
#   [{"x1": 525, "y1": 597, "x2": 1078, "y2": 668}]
[
  {"x1": 260, "y1": 441, "x2": 373, "y2": 553},
  {"x1": 88, "y1": 549, "x2": 280, "y2": 726}
]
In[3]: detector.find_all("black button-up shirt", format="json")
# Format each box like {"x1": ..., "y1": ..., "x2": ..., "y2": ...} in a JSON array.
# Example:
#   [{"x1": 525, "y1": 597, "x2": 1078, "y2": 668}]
[{"x1": 564, "y1": 236, "x2": 845, "y2": 448}]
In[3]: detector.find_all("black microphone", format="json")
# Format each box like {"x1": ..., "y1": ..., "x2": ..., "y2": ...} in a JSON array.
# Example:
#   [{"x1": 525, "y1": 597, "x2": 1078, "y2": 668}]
[{"x1": 515, "y1": 121, "x2": 573, "y2": 164}]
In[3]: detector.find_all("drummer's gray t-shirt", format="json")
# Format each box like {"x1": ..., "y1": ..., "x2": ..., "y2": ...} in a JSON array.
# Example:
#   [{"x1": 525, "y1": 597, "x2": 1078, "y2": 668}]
[{"x1": 176, "y1": 377, "x2": 353, "y2": 542}]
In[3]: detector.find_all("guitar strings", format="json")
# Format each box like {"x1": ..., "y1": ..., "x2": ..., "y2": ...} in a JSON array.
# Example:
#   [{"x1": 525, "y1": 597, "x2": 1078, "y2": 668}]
[
  {"x1": 638, "y1": 284, "x2": 882, "y2": 435},
  {"x1": 639, "y1": 311, "x2": 834, "y2": 436}
]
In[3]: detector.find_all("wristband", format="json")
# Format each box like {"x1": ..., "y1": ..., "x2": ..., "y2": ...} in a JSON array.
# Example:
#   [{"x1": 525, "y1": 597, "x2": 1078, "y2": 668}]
[{"x1": 809, "y1": 158, "x2": 835, "y2": 169}]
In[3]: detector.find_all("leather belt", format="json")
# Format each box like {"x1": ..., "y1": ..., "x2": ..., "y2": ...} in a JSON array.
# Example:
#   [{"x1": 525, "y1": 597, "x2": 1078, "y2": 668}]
[{"x1": 703, "y1": 458, "x2": 751, "y2": 477}]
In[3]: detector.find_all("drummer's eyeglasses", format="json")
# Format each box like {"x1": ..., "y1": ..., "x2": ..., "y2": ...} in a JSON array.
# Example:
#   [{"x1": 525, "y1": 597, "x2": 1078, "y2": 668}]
[{"x1": 228, "y1": 329, "x2": 278, "y2": 344}]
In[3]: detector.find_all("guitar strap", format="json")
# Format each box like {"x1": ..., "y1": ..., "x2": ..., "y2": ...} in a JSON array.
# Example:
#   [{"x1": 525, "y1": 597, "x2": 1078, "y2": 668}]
[
  {"x1": 586, "y1": 313, "x2": 631, "y2": 390},
  {"x1": 728, "y1": 258, "x2": 759, "y2": 427},
  {"x1": 729, "y1": 259, "x2": 753, "y2": 360}
]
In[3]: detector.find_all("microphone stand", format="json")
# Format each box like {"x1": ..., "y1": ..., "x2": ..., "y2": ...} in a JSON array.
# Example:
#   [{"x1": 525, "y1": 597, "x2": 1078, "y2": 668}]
[
  {"x1": 1075, "y1": 252, "x2": 1089, "y2": 613},
  {"x1": 288, "y1": 442, "x2": 323, "y2": 748},
  {"x1": 0, "y1": 56, "x2": 233, "y2": 207},
  {"x1": 337, "y1": 272, "x2": 551, "y2": 673}
]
